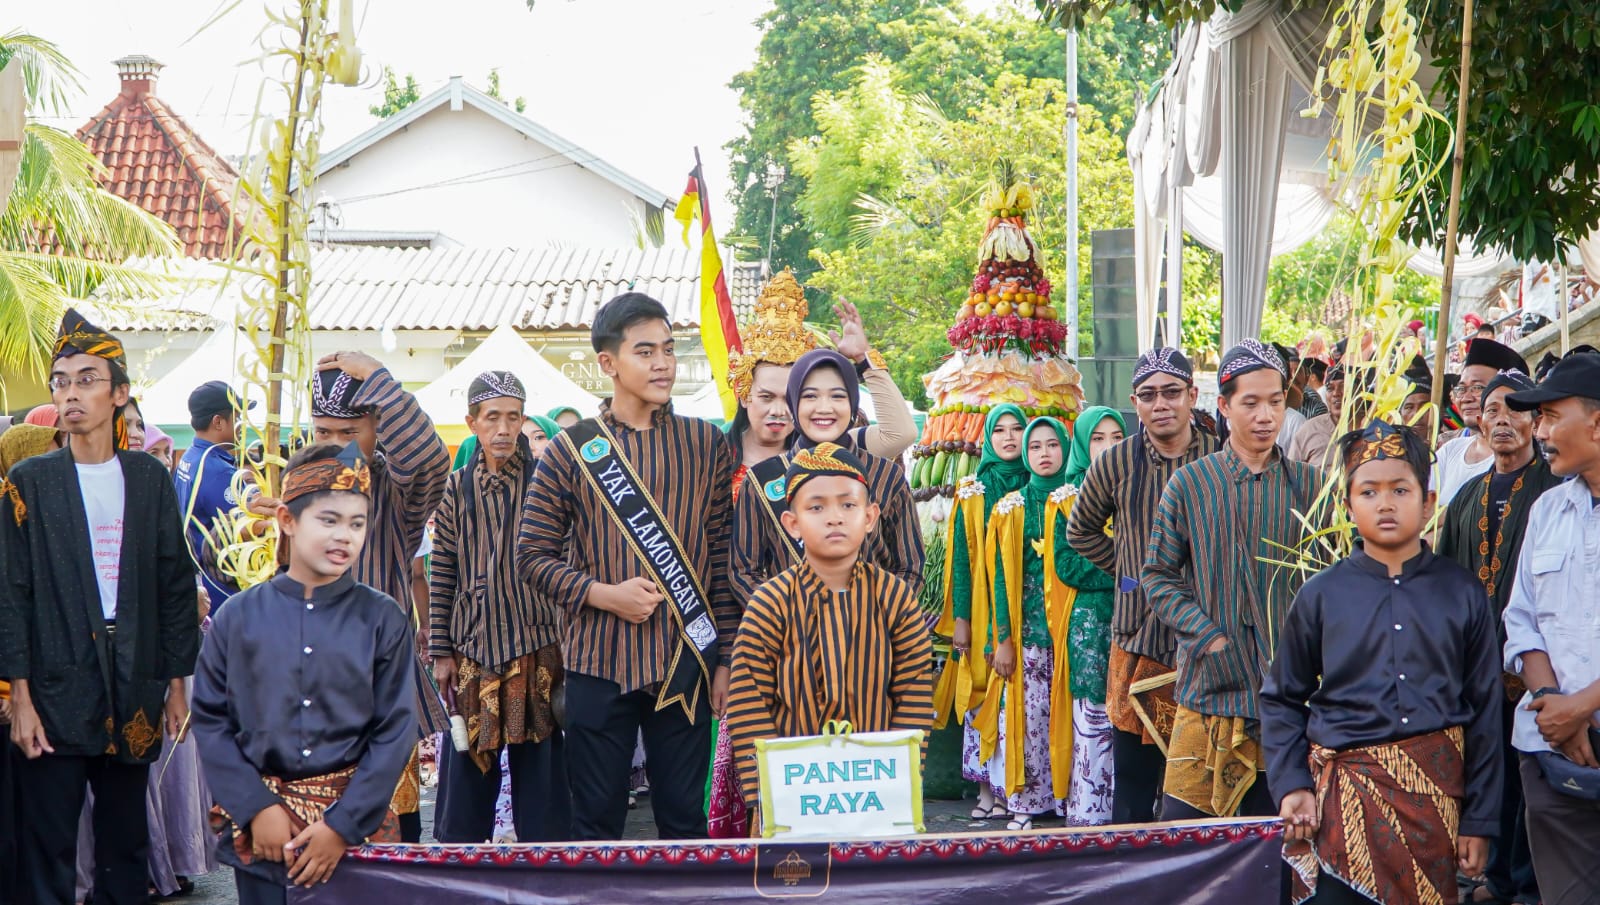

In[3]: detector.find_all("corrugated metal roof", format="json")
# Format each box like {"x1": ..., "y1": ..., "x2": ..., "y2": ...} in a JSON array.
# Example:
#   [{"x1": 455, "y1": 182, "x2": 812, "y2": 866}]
[{"x1": 90, "y1": 246, "x2": 766, "y2": 333}]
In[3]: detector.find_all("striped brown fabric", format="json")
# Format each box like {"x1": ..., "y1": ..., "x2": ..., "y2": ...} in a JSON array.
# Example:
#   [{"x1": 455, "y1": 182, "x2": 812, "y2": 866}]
[
  {"x1": 345, "y1": 368, "x2": 451, "y2": 734},
  {"x1": 725, "y1": 559, "x2": 934, "y2": 807},
  {"x1": 731, "y1": 449, "x2": 924, "y2": 609},
  {"x1": 429, "y1": 444, "x2": 562, "y2": 672},
  {"x1": 1142, "y1": 444, "x2": 1324, "y2": 722},
  {"x1": 1066, "y1": 429, "x2": 1219, "y2": 661},
  {"x1": 516, "y1": 403, "x2": 738, "y2": 691}
]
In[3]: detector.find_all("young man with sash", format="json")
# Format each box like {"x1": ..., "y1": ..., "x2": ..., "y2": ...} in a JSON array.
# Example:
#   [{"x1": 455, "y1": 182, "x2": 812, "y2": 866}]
[
  {"x1": 0, "y1": 310, "x2": 201, "y2": 905},
  {"x1": 310, "y1": 350, "x2": 451, "y2": 843},
  {"x1": 1438, "y1": 369, "x2": 1561, "y2": 905},
  {"x1": 1143, "y1": 339, "x2": 1323, "y2": 821},
  {"x1": 1066, "y1": 347, "x2": 1218, "y2": 823},
  {"x1": 518, "y1": 292, "x2": 739, "y2": 840}
]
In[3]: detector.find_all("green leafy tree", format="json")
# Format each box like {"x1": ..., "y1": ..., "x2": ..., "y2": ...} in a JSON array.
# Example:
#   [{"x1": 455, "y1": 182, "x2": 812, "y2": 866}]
[
  {"x1": 485, "y1": 67, "x2": 527, "y2": 114},
  {"x1": 727, "y1": 0, "x2": 1167, "y2": 274},
  {"x1": 803, "y1": 71, "x2": 1131, "y2": 401},
  {"x1": 0, "y1": 32, "x2": 178, "y2": 376},
  {"x1": 369, "y1": 65, "x2": 421, "y2": 118}
]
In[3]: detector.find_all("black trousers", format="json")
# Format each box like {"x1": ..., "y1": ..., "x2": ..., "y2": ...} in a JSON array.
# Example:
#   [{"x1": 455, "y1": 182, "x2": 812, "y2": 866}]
[
  {"x1": 1111, "y1": 728, "x2": 1166, "y2": 823},
  {"x1": 1484, "y1": 699, "x2": 1538, "y2": 900},
  {"x1": 234, "y1": 868, "x2": 288, "y2": 905},
  {"x1": 15, "y1": 753, "x2": 149, "y2": 905},
  {"x1": 1160, "y1": 770, "x2": 1279, "y2": 821},
  {"x1": 0, "y1": 742, "x2": 17, "y2": 905},
  {"x1": 433, "y1": 735, "x2": 572, "y2": 842},
  {"x1": 1302, "y1": 873, "x2": 1373, "y2": 904},
  {"x1": 564, "y1": 672, "x2": 711, "y2": 841}
]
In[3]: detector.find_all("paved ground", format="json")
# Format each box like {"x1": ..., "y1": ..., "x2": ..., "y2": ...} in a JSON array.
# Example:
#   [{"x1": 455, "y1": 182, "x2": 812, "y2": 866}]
[{"x1": 177, "y1": 789, "x2": 993, "y2": 904}]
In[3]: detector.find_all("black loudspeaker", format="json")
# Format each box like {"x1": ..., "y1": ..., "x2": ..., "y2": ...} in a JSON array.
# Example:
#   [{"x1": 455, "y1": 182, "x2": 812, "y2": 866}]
[{"x1": 1080, "y1": 228, "x2": 1139, "y2": 413}]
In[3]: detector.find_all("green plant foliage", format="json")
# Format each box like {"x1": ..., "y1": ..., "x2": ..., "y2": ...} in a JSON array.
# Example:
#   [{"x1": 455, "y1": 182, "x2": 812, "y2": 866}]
[
  {"x1": 801, "y1": 72, "x2": 1131, "y2": 402},
  {"x1": 1406, "y1": 0, "x2": 1600, "y2": 262},
  {"x1": 369, "y1": 65, "x2": 421, "y2": 118},
  {"x1": 726, "y1": 0, "x2": 1167, "y2": 274},
  {"x1": 0, "y1": 32, "x2": 179, "y2": 376}
]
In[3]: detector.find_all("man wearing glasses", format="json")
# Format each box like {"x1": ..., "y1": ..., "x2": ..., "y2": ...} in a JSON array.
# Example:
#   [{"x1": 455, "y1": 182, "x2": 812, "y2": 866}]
[
  {"x1": 1067, "y1": 347, "x2": 1218, "y2": 823},
  {"x1": 1437, "y1": 339, "x2": 1528, "y2": 506},
  {"x1": 0, "y1": 310, "x2": 199, "y2": 905}
]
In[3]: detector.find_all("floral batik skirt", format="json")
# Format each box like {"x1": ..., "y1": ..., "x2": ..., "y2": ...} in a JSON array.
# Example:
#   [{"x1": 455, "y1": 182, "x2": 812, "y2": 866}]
[
  {"x1": 987, "y1": 645, "x2": 1060, "y2": 818},
  {"x1": 1063, "y1": 700, "x2": 1115, "y2": 826}
]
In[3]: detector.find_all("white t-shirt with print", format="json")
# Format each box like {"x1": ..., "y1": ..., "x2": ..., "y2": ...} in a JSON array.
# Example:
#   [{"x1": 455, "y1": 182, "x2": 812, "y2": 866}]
[{"x1": 76, "y1": 458, "x2": 126, "y2": 620}]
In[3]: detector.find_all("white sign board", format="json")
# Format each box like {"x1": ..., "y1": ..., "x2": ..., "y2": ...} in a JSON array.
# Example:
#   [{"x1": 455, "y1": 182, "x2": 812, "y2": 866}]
[{"x1": 755, "y1": 728, "x2": 924, "y2": 840}]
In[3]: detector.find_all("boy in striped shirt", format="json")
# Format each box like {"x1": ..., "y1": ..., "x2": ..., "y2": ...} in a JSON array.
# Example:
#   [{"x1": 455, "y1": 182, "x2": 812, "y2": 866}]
[{"x1": 726, "y1": 443, "x2": 934, "y2": 813}]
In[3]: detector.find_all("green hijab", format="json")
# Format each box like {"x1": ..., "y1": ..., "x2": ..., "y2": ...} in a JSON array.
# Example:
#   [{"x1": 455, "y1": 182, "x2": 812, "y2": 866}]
[
  {"x1": 1022, "y1": 416, "x2": 1072, "y2": 507},
  {"x1": 1063, "y1": 406, "x2": 1126, "y2": 486},
  {"x1": 547, "y1": 405, "x2": 581, "y2": 424},
  {"x1": 527, "y1": 414, "x2": 562, "y2": 444},
  {"x1": 975, "y1": 403, "x2": 1031, "y2": 501}
]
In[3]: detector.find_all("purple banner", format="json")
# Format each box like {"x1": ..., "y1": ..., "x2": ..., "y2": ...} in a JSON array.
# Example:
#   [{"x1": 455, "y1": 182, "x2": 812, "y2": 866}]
[{"x1": 289, "y1": 819, "x2": 1285, "y2": 904}]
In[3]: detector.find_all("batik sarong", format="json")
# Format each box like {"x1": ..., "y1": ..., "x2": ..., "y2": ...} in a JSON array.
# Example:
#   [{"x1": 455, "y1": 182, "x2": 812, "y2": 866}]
[{"x1": 1285, "y1": 726, "x2": 1465, "y2": 905}]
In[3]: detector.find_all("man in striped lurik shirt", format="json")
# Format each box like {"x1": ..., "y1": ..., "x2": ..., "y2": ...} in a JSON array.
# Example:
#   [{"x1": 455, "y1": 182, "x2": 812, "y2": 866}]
[
  {"x1": 311, "y1": 350, "x2": 452, "y2": 843},
  {"x1": 1067, "y1": 347, "x2": 1218, "y2": 824},
  {"x1": 429, "y1": 371, "x2": 570, "y2": 843},
  {"x1": 1142, "y1": 339, "x2": 1325, "y2": 823},
  {"x1": 518, "y1": 293, "x2": 739, "y2": 841}
]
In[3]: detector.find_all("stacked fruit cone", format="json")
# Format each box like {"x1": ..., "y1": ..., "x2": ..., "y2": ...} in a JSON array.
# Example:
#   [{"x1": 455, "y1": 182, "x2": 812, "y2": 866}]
[{"x1": 909, "y1": 180, "x2": 1083, "y2": 502}]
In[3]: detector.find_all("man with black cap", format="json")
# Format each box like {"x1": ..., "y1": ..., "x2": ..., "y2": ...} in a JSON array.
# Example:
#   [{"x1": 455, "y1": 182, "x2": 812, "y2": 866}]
[
  {"x1": 1067, "y1": 347, "x2": 1219, "y2": 823},
  {"x1": 174, "y1": 380, "x2": 268, "y2": 610},
  {"x1": 1438, "y1": 338, "x2": 1529, "y2": 505},
  {"x1": 0, "y1": 309, "x2": 200, "y2": 905},
  {"x1": 1438, "y1": 368, "x2": 1561, "y2": 905},
  {"x1": 429, "y1": 371, "x2": 570, "y2": 843},
  {"x1": 311, "y1": 350, "x2": 451, "y2": 843},
  {"x1": 1501, "y1": 353, "x2": 1600, "y2": 905},
  {"x1": 1398, "y1": 355, "x2": 1437, "y2": 443},
  {"x1": 1143, "y1": 339, "x2": 1324, "y2": 822}
]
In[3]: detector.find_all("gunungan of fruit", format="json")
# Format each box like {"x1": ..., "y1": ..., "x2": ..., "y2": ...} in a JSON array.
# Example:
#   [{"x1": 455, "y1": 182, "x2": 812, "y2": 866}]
[
  {"x1": 994, "y1": 301, "x2": 1014, "y2": 317},
  {"x1": 974, "y1": 302, "x2": 994, "y2": 318}
]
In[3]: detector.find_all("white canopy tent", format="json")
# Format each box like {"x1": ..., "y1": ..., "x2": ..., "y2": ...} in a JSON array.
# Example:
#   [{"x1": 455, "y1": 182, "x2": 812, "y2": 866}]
[
  {"x1": 136, "y1": 326, "x2": 283, "y2": 428},
  {"x1": 1125, "y1": 0, "x2": 1523, "y2": 352},
  {"x1": 413, "y1": 322, "x2": 600, "y2": 426}
]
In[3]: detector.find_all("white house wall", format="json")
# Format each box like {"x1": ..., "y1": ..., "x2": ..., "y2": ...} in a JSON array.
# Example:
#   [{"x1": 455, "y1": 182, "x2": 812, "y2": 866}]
[{"x1": 315, "y1": 104, "x2": 648, "y2": 248}]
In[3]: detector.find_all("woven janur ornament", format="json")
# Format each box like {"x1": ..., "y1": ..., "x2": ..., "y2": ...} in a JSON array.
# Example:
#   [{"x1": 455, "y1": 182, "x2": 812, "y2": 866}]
[{"x1": 727, "y1": 268, "x2": 818, "y2": 402}]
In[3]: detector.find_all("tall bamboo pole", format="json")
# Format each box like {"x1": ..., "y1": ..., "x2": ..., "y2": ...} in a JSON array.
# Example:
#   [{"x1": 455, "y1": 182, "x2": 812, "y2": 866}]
[
  {"x1": 1065, "y1": 27, "x2": 1080, "y2": 361},
  {"x1": 1430, "y1": 0, "x2": 1474, "y2": 432}
]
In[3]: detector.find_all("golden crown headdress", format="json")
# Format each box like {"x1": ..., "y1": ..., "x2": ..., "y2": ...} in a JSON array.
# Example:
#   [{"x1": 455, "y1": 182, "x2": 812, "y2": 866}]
[{"x1": 727, "y1": 269, "x2": 818, "y2": 401}]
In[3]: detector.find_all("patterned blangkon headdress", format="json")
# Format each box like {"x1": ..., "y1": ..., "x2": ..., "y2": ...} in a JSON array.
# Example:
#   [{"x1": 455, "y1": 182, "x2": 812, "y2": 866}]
[
  {"x1": 468, "y1": 370, "x2": 526, "y2": 406},
  {"x1": 282, "y1": 442, "x2": 372, "y2": 504},
  {"x1": 784, "y1": 441, "x2": 868, "y2": 501},
  {"x1": 1344, "y1": 419, "x2": 1408, "y2": 468},
  {"x1": 727, "y1": 269, "x2": 818, "y2": 402},
  {"x1": 1218, "y1": 338, "x2": 1287, "y2": 385}
]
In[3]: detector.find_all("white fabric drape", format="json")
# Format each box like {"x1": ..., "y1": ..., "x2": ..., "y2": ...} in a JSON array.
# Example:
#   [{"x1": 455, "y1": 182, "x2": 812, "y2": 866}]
[
  {"x1": 1218, "y1": 21, "x2": 1293, "y2": 349},
  {"x1": 1181, "y1": 177, "x2": 1335, "y2": 258}
]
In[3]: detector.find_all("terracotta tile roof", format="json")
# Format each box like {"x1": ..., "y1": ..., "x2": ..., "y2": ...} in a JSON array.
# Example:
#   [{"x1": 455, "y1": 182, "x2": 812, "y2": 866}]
[{"x1": 72, "y1": 56, "x2": 249, "y2": 259}]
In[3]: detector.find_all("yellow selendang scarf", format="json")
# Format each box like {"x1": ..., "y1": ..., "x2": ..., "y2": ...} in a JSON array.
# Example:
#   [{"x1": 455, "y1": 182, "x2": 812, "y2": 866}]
[
  {"x1": 975, "y1": 489, "x2": 1080, "y2": 798},
  {"x1": 932, "y1": 476, "x2": 993, "y2": 728}
]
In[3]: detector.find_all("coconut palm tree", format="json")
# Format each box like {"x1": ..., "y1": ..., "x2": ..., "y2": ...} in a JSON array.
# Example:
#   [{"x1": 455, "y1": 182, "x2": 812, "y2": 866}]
[{"x1": 0, "y1": 31, "x2": 178, "y2": 378}]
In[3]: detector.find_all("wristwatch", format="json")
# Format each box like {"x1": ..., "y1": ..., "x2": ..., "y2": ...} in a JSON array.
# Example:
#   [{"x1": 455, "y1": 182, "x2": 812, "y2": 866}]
[{"x1": 1530, "y1": 686, "x2": 1562, "y2": 699}]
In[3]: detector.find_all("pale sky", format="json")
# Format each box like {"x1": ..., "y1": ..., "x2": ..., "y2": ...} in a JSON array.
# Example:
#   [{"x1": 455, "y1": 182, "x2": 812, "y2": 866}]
[{"x1": 14, "y1": 0, "x2": 771, "y2": 228}]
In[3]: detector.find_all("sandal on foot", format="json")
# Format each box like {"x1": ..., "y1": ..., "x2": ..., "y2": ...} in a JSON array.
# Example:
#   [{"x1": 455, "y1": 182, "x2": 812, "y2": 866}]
[{"x1": 1005, "y1": 815, "x2": 1034, "y2": 832}]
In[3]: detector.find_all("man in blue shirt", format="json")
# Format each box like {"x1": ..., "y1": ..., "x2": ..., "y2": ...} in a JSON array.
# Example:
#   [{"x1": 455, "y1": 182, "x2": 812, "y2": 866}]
[{"x1": 173, "y1": 380, "x2": 260, "y2": 610}]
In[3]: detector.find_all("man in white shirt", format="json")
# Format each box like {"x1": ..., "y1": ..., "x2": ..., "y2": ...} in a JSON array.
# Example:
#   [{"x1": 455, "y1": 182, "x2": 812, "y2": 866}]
[{"x1": 1502, "y1": 353, "x2": 1600, "y2": 905}]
